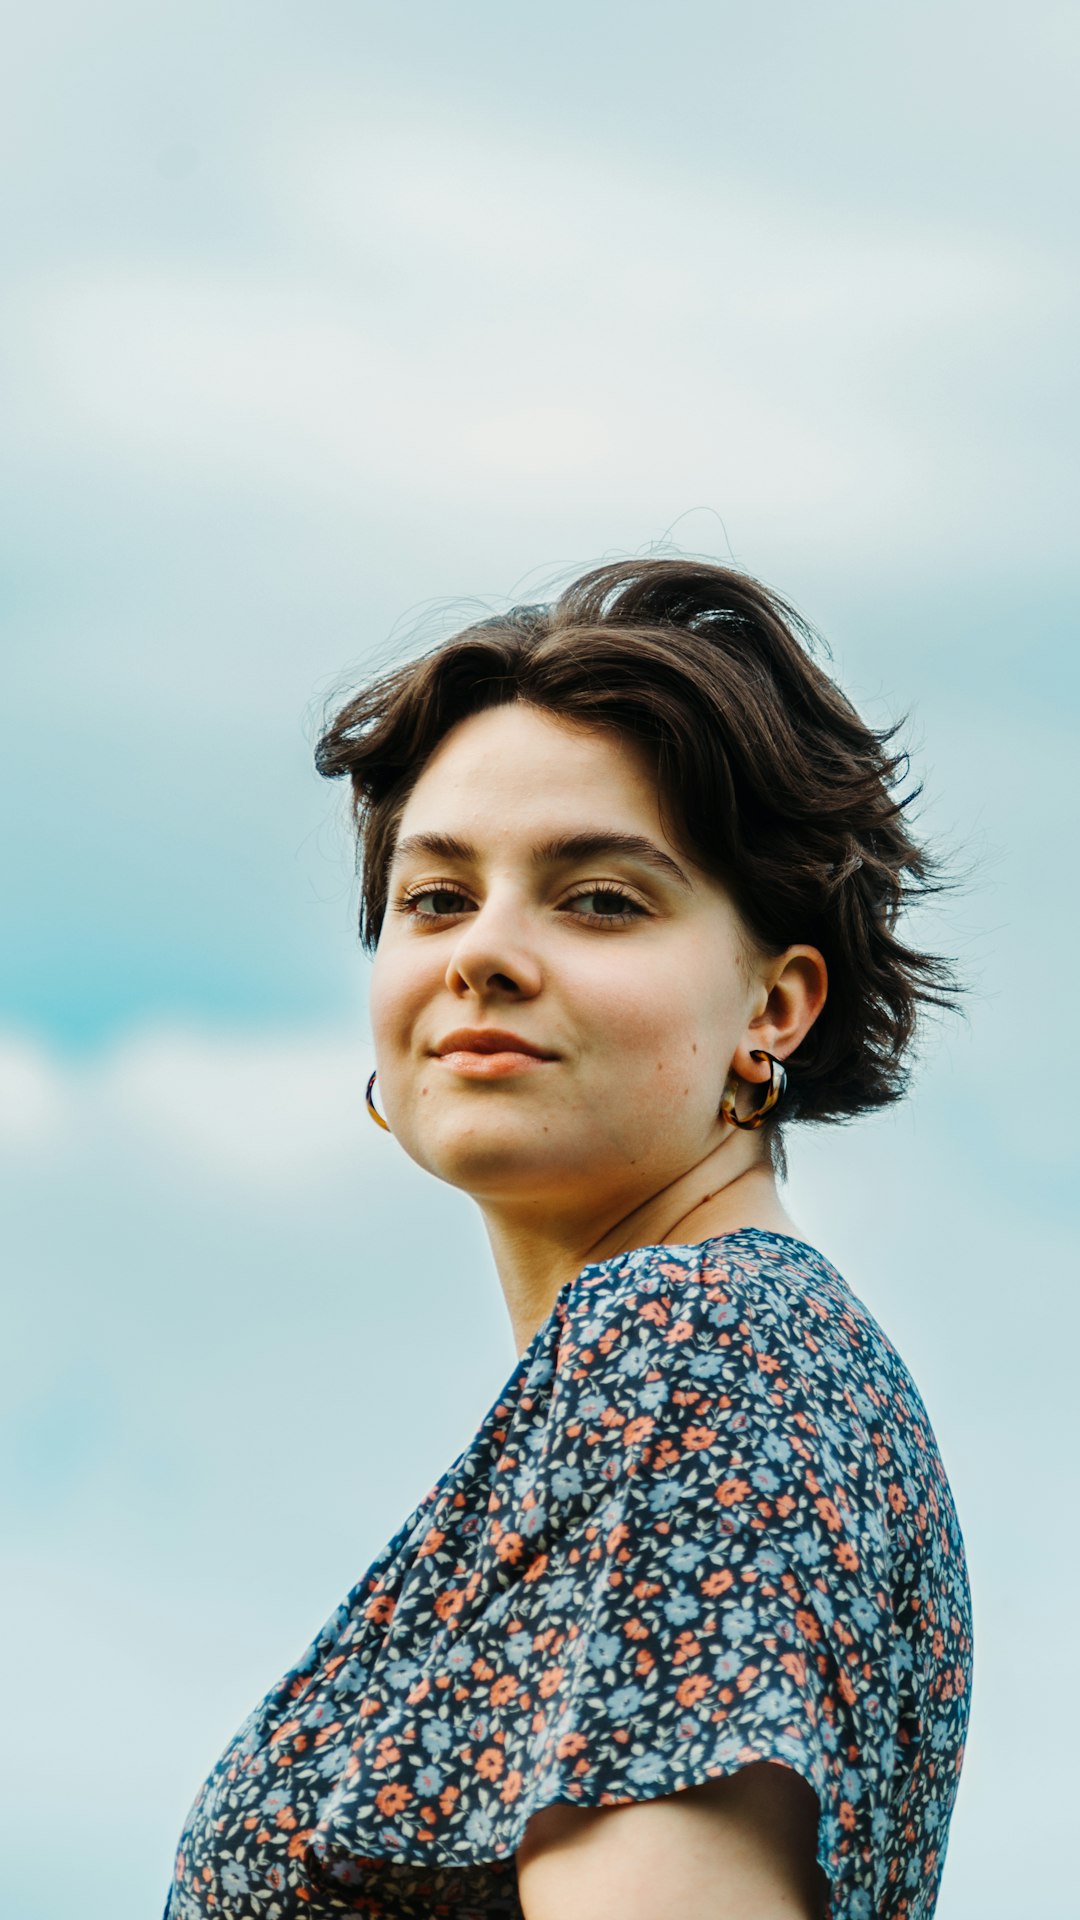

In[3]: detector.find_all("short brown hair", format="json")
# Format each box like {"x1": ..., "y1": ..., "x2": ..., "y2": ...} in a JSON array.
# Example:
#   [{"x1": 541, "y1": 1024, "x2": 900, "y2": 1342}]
[{"x1": 314, "y1": 558, "x2": 965, "y2": 1169}]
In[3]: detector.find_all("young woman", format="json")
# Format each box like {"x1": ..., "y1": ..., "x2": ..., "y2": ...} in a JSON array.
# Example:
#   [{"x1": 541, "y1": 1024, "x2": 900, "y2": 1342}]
[{"x1": 164, "y1": 559, "x2": 974, "y2": 1920}]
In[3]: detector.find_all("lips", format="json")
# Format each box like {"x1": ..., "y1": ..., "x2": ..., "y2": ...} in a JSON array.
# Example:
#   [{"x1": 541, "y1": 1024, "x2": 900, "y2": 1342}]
[{"x1": 432, "y1": 1028, "x2": 557, "y2": 1060}]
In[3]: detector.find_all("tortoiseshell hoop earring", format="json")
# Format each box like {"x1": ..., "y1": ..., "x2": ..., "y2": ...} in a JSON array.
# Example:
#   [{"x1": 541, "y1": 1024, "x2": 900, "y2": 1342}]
[
  {"x1": 719, "y1": 1049, "x2": 787, "y2": 1130},
  {"x1": 365, "y1": 1070, "x2": 392, "y2": 1134}
]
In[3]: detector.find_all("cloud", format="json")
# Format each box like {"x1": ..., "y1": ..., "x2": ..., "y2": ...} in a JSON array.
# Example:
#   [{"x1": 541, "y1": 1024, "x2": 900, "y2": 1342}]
[
  {"x1": 9, "y1": 104, "x2": 1073, "y2": 574},
  {"x1": 0, "y1": 1033, "x2": 69, "y2": 1147},
  {"x1": 77, "y1": 1019, "x2": 374, "y2": 1186}
]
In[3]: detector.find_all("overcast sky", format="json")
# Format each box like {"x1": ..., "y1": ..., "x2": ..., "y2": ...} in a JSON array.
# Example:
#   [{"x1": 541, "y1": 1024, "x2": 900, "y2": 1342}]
[{"x1": 2, "y1": 6, "x2": 1077, "y2": 1916}]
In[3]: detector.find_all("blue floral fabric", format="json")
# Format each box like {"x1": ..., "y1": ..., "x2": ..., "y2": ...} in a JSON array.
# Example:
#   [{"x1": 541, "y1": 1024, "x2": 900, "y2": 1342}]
[{"x1": 163, "y1": 1228, "x2": 973, "y2": 1919}]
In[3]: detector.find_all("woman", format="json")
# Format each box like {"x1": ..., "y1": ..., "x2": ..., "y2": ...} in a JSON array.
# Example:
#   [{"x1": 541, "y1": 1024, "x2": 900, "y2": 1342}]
[{"x1": 164, "y1": 559, "x2": 974, "y2": 1920}]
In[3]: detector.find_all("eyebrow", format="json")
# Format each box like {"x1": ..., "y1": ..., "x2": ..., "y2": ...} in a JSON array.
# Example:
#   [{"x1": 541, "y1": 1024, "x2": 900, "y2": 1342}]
[{"x1": 389, "y1": 829, "x2": 695, "y2": 892}]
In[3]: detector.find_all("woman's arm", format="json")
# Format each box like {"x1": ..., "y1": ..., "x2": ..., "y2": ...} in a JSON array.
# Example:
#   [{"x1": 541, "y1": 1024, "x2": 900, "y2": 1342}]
[{"x1": 516, "y1": 1760, "x2": 828, "y2": 1920}]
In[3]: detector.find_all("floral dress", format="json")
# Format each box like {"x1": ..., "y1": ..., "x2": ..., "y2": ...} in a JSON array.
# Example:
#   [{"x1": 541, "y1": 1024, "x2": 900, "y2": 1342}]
[{"x1": 163, "y1": 1228, "x2": 973, "y2": 1920}]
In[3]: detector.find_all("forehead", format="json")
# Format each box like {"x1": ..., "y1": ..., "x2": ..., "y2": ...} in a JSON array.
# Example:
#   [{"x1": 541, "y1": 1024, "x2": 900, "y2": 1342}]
[{"x1": 395, "y1": 702, "x2": 667, "y2": 838}]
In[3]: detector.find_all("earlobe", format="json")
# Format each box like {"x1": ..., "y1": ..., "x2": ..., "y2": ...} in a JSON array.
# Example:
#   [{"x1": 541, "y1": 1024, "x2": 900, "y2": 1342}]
[{"x1": 720, "y1": 1051, "x2": 787, "y2": 1129}]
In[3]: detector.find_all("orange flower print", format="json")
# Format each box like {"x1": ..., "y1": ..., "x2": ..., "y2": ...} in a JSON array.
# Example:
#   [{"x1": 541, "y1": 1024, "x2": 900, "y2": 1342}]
[
  {"x1": 716, "y1": 1477, "x2": 752, "y2": 1507},
  {"x1": 364, "y1": 1592, "x2": 396, "y2": 1626},
  {"x1": 556, "y1": 1731, "x2": 588, "y2": 1759},
  {"x1": 632, "y1": 1577, "x2": 664, "y2": 1602},
  {"x1": 672, "y1": 1630, "x2": 702, "y2": 1665},
  {"x1": 374, "y1": 1783, "x2": 413, "y2": 1817},
  {"x1": 676, "y1": 1673, "x2": 712, "y2": 1707}
]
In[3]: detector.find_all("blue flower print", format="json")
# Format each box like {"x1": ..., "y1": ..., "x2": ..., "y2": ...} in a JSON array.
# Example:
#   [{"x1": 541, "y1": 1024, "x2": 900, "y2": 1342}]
[
  {"x1": 585, "y1": 1630, "x2": 622, "y2": 1670},
  {"x1": 662, "y1": 1591, "x2": 701, "y2": 1626},
  {"x1": 607, "y1": 1683, "x2": 647, "y2": 1718},
  {"x1": 549, "y1": 1462, "x2": 583, "y2": 1501},
  {"x1": 667, "y1": 1540, "x2": 702, "y2": 1575}
]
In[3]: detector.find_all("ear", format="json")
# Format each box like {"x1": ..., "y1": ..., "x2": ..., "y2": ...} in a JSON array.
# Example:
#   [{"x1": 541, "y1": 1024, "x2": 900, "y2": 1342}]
[{"x1": 731, "y1": 946, "x2": 828, "y2": 1084}]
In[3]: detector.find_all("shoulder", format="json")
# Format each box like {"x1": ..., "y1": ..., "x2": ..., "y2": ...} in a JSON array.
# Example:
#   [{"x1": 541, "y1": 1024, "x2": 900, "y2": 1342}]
[
  {"x1": 547, "y1": 1229, "x2": 915, "y2": 1549},
  {"x1": 557, "y1": 1227, "x2": 886, "y2": 1409}
]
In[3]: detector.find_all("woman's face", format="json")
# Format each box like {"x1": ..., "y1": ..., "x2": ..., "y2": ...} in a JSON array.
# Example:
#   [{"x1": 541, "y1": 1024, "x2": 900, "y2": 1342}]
[{"x1": 368, "y1": 702, "x2": 786, "y2": 1219}]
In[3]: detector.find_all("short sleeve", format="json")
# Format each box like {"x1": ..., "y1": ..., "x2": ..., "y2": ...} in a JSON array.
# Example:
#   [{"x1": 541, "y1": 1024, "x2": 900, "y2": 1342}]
[{"x1": 308, "y1": 1244, "x2": 905, "y2": 1920}]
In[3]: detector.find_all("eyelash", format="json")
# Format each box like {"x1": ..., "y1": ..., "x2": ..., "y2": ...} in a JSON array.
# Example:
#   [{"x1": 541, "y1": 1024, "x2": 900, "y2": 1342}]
[{"x1": 393, "y1": 882, "x2": 649, "y2": 927}]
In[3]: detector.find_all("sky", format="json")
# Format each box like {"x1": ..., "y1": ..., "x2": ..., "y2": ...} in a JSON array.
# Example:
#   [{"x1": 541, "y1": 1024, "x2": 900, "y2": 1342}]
[{"x1": 2, "y1": 4, "x2": 1078, "y2": 1915}]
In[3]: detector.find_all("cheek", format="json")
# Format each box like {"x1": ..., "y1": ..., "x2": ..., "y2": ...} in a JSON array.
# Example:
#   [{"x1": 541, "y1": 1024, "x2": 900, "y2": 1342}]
[
  {"x1": 368, "y1": 939, "x2": 428, "y2": 1048},
  {"x1": 574, "y1": 956, "x2": 713, "y2": 1079}
]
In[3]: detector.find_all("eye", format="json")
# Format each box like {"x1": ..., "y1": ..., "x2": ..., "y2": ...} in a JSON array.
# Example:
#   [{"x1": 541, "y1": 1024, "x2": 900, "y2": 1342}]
[
  {"x1": 562, "y1": 886, "x2": 647, "y2": 923},
  {"x1": 395, "y1": 886, "x2": 473, "y2": 920}
]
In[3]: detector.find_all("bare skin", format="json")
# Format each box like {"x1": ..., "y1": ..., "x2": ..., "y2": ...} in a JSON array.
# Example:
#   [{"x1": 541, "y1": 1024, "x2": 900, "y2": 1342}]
[
  {"x1": 516, "y1": 1763, "x2": 829, "y2": 1920},
  {"x1": 367, "y1": 701, "x2": 832, "y2": 1916}
]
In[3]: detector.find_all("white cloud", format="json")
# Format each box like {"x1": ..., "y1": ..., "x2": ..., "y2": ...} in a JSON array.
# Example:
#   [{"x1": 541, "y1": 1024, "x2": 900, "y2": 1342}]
[
  {"x1": 0, "y1": 1033, "x2": 69, "y2": 1146},
  {"x1": 88, "y1": 1019, "x2": 374, "y2": 1186},
  {"x1": 11, "y1": 107, "x2": 1073, "y2": 571},
  {"x1": 0, "y1": 1019, "x2": 399, "y2": 1188}
]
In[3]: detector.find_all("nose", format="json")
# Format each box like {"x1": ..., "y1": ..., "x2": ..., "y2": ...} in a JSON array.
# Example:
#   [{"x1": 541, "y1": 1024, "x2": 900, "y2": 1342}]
[{"x1": 442, "y1": 892, "x2": 543, "y2": 1001}]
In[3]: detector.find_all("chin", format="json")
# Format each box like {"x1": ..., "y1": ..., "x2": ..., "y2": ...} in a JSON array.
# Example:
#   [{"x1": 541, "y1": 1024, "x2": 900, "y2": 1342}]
[{"x1": 418, "y1": 1125, "x2": 573, "y2": 1194}]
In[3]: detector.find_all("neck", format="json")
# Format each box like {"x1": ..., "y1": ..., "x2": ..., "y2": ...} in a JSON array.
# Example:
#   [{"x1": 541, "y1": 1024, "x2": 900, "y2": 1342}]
[{"x1": 480, "y1": 1135, "x2": 801, "y2": 1359}]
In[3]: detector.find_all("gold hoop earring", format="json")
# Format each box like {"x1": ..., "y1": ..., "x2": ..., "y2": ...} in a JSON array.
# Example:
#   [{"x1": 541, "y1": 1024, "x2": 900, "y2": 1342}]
[
  {"x1": 720, "y1": 1049, "x2": 787, "y2": 1130},
  {"x1": 365, "y1": 1069, "x2": 392, "y2": 1133}
]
